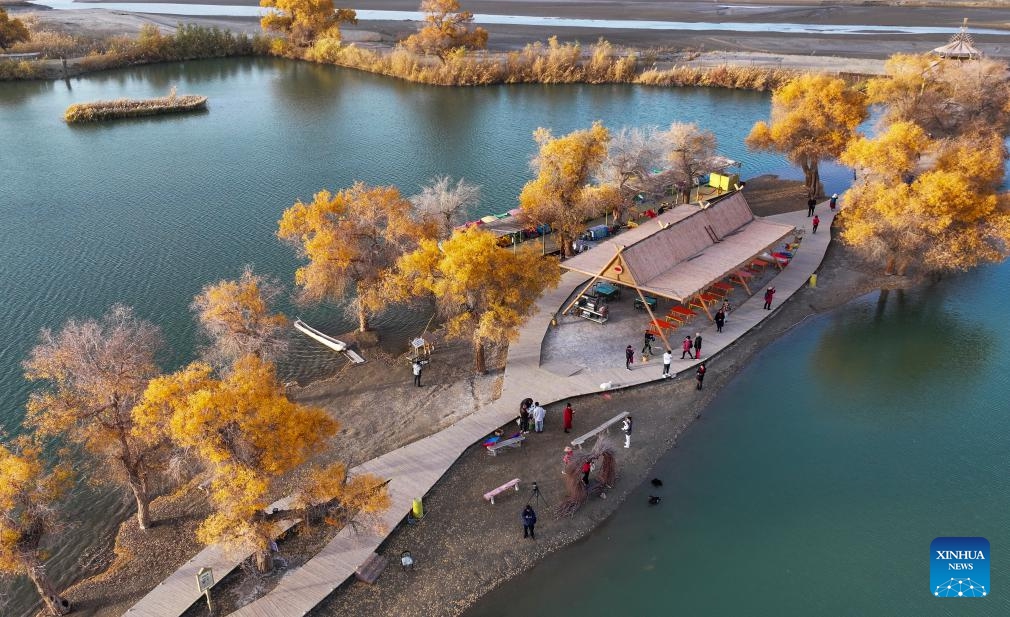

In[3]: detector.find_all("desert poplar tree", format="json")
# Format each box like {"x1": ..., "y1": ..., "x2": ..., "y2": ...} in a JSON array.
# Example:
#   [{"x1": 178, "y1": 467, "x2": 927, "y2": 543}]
[
  {"x1": 410, "y1": 176, "x2": 482, "y2": 239},
  {"x1": 260, "y1": 0, "x2": 357, "y2": 47},
  {"x1": 400, "y1": 0, "x2": 488, "y2": 61},
  {"x1": 0, "y1": 8, "x2": 30, "y2": 51}
]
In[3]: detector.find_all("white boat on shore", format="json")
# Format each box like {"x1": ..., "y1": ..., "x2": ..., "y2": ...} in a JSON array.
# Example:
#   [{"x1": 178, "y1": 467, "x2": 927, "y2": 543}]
[{"x1": 294, "y1": 319, "x2": 365, "y2": 363}]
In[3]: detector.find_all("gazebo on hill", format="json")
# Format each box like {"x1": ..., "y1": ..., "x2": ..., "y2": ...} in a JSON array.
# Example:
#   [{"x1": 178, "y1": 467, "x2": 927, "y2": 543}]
[
  {"x1": 560, "y1": 190, "x2": 794, "y2": 349},
  {"x1": 932, "y1": 18, "x2": 983, "y2": 60}
]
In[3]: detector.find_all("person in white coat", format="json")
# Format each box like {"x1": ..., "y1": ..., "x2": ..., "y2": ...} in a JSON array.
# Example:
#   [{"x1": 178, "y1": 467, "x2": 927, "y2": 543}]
[
  {"x1": 621, "y1": 415, "x2": 633, "y2": 448},
  {"x1": 662, "y1": 349, "x2": 672, "y2": 378},
  {"x1": 532, "y1": 402, "x2": 547, "y2": 433}
]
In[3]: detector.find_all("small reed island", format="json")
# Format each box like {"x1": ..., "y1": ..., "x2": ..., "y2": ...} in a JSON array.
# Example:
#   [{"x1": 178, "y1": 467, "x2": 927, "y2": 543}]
[{"x1": 64, "y1": 88, "x2": 207, "y2": 123}]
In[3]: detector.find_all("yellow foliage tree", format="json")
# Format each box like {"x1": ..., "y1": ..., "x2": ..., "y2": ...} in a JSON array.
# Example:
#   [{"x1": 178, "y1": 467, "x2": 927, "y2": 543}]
[
  {"x1": 390, "y1": 229, "x2": 561, "y2": 373},
  {"x1": 746, "y1": 74, "x2": 867, "y2": 197},
  {"x1": 0, "y1": 8, "x2": 30, "y2": 51},
  {"x1": 277, "y1": 182, "x2": 428, "y2": 332},
  {"x1": 401, "y1": 0, "x2": 488, "y2": 60},
  {"x1": 260, "y1": 0, "x2": 357, "y2": 48},
  {"x1": 840, "y1": 121, "x2": 931, "y2": 184},
  {"x1": 23, "y1": 305, "x2": 165, "y2": 531},
  {"x1": 0, "y1": 437, "x2": 73, "y2": 616},
  {"x1": 518, "y1": 121, "x2": 616, "y2": 257},
  {"x1": 867, "y1": 53, "x2": 1010, "y2": 137},
  {"x1": 134, "y1": 355, "x2": 388, "y2": 571},
  {"x1": 191, "y1": 266, "x2": 288, "y2": 366}
]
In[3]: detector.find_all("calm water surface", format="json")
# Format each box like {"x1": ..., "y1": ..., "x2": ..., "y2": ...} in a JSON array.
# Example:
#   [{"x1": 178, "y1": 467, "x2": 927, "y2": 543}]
[
  {"x1": 471, "y1": 268, "x2": 1010, "y2": 616},
  {"x1": 1, "y1": 57, "x2": 850, "y2": 615}
]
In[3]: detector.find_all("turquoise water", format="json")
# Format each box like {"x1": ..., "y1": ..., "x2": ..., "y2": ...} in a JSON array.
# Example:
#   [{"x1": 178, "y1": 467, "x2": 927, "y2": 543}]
[
  {"x1": 470, "y1": 267, "x2": 1010, "y2": 615},
  {"x1": 1, "y1": 57, "x2": 854, "y2": 615}
]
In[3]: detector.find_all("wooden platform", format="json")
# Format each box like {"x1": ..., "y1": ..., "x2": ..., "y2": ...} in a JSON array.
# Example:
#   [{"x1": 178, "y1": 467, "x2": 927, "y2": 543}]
[{"x1": 128, "y1": 206, "x2": 832, "y2": 617}]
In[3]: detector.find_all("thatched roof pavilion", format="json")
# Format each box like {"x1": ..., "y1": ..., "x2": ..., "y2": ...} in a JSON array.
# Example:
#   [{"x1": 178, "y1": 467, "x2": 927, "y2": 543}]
[{"x1": 933, "y1": 19, "x2": 983, "y2": 60}]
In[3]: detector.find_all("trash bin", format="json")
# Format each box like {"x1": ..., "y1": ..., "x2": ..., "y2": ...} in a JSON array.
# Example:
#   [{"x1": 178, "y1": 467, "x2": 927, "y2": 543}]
[{"x1": 809, "y1": 274, "x2": 817, "y2": 288}]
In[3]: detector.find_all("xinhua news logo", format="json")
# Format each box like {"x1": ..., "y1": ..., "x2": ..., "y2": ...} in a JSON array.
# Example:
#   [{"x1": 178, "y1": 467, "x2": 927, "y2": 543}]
[{"x1": 931, "y1": 537, "x2": 989, "y2": 598}]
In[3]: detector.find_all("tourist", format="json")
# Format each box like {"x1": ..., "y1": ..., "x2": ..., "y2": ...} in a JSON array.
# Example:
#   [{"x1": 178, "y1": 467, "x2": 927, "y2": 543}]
[
  {"x1": 696, "y1": 363, "x2": 706, "y2": 390},
  {"x1": 519, "y1": 398, "x2": 532, "y2": 433},
  {"x1": 807, "y1": 196, "x2": 816, "y2": 217},
  {"x1": 521, "y1": 504, "x2": 537, "y2": 539},
  {"x1": 681, "y1": 335, "x2": 694, "y2": 359},
  {"x1": 581, "y1": 460, "x2": 592, "y2": 486},
  {"x1": 721, "y1": 300, "x2": 732, "y2": 325},
  {"x1": 642, "y1": 329, "x2": 655, "y2": 355},
  {"x1": 693, "y1": 333, "x2": 703, "y2": 359},
  {"x1": 532, "y1": 402, "x2": 546, "y2": 433},
  {"x1": 830, "y1": 193, "x2": 838, "y2": 211},
  {"x1": 763, "y1": 286, "x2": 776, "y2": 310},
  {"x1": 412, "y1": 359, "x2": 425, "y2": 387},
  {"x1": 662, "y1": 348, "x2": 672, "y2": 378},
  {"x1": 621, "y1": 414, "x2": 633, "y2": 448},
  {"x1": 563, "y1": 402, "x2": 574, "y2": 434},
  {"x1": 625, "y1": 344, "x2": 635, "y2": 370},
  {"x1": 715, "y1": 308, "x2": 725, "y2": 333},
  {"x1": 812, "y1": 214, "x2": 820, "y2": 234},
  {"x1": 562, "y1": 446, "x2": 574, "y2": 473}
]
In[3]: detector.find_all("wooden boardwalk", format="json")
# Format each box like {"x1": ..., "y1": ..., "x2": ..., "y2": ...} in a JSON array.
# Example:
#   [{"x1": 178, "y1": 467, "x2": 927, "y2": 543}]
[{"x1": 126, "y1": 207, "x2": 829, "y2": 617}]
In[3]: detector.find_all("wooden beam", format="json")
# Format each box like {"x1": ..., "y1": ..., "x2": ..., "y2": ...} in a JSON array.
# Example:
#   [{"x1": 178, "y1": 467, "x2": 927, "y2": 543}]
[
  {"x1": 561, "y1": 274, "x2": 603, "y2": 316},
  {"x1": 635, "y1": 287, "x2": 670, "y2": 352}
]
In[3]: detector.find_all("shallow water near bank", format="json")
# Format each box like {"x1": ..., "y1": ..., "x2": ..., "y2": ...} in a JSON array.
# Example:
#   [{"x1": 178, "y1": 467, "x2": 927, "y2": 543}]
[
  {"x1": 1, "y1": 56, "x2": 856, "y2": 616},
  {"x1": 469, "y1": 268, "x2": 1010, "y2": 616}
]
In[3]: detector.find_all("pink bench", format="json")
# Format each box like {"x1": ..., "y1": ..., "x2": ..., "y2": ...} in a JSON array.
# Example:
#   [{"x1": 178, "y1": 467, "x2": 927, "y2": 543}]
[{"x1": 483, "y1": 478, "x2": 520, "y2": 504}]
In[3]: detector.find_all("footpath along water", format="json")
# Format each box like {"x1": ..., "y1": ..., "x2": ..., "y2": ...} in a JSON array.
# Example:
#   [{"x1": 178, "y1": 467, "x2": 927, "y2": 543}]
[
  {"x1": 469, "y1": 267, "x2": 1010, "y2": 616},
  {"x1": 0, "y1": 57, "x2": 853, "y2": 616}
]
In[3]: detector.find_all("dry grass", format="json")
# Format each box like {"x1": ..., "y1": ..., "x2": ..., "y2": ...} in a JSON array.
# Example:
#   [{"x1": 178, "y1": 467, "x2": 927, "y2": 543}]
[
  {"x1": 64, "y1": 89, "x2": 207, "y2": 123},
  {"x1": 635, "y1": 64, "x2": 798, "y2": 91}
]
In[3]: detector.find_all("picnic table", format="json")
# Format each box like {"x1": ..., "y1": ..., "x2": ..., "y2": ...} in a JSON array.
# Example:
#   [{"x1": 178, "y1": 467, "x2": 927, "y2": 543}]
[
  {"x1": 594, "y1": 282, "x2": 621, "y2": 300},
  {"x1": 668, "y1": 305, "x2": 695, "y2": 319},
  {"x1": 634, "y1": 295, "x2": 658, "y2": 311},
  {"x1": 730, "y1": 269, "x2": 753, "y2": 294},
  {"x1": 748, "y1": 258, "x2": 769, "y2": 273},
  {"x1": 708, "y1": 281, "x2": 733, "y2": 297},
  {"x1": 649, "y1": 319, "x2": 677, "y2": 333}
]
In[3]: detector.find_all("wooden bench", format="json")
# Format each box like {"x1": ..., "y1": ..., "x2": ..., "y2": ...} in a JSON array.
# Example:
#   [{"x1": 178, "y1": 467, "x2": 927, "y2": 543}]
[
  {"x1": 354, "y1": 552, "x2": 389, "y2": 584},
  {"x1": 487, "y1": 435, "x2": 525, "y2": 456},
  {"x1": 483, "y1": 478, "x2": 520, "y2": 504},
  {"x1": 571, "y1": 411, "x2": 630, "y2": 449}
]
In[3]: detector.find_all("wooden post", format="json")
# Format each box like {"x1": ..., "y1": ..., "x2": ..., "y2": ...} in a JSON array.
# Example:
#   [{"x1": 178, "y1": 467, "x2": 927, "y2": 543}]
[
  {"x1": 693, "y1": 294, "x2": 715, "y2": 321},
  {"x1": 635, "y1": 287, "x2": 671, "y2": 351}
]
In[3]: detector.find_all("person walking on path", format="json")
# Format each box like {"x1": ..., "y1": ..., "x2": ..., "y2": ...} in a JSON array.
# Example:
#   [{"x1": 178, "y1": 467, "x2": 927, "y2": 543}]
[
  {"x1": 829, "y1": 193, "x2": 838, "y2": 211},
  {"x1": 763, "y1": 286, "x2": 776, "y2": 310},
  {"x1": 621, "y1": 414, "x2": 633, "y2": 448},
  {"x1": 812, "y1": 214, "x2": 820, "y2": 234},
  {"x1": 532, "y1": 402, "x2": 546, "y2": 433},
  {"x1": 721, "y1": 300, "x2": 731, "y2": 324},
  {"x1": 807, "y1": 196, "x2": 816, "y2": 217},
  {"x1": 693, "y1": 333, "x2": 703, "y2": 359},
  {"x1": 625, "y1": 344, "x2": 635, "y2": 370},
  {"x1": 521, "y1": 505, "x2": 537, "y2": 539},
  {"x1": 519, "y1": 398, "x2": 532, "y2": 433},
  {"x1": 715, "y1": 308, "x2": 725, "y2": 333},
  {"x1": 412, "y1": 359, "x2": 425, "y2": 387},
  {"x1": 662, "y1": 349, "x2": 672, "y2": 378},
  {"x1": 681, "y1": 335, "x2": 694, "y2": 359},
  {"x1": 642, "y1": 330, "x2": 655, "y2": 356},
  {"x1": 563, "y1": 402, "x2": 574, "y2": 433},
  {"x1": 696, "y1": 363, "x2": 706, "y2": 390},
  {"x1": 581, "y1": 460, "x2": 592, "y2": 486}
]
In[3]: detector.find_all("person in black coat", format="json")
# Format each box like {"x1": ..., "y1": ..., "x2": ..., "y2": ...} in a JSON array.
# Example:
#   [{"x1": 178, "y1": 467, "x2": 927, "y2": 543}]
[{"x1": 521, "y1": 504, "x2": 537, "y2": 539}]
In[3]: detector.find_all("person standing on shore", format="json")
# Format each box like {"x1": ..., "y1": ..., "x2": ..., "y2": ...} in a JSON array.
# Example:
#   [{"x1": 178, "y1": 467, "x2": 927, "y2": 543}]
[
  {"x1": 532, "y1": 402, "x2": 546, "y2": 433},
  {"x1": 763, "y1": 286, "x2": 776, "y2": 310},
  {"x1": 621, "y1": 414, "x2": 633, "y2": 448},
  {"x1": 696, "y1": 363, "x2": 706, "y2": 390},
  {"x1": 625, "y1": 344, "x2": 635, "y2": 370},
  {"x1": 715, "y1": 308, "x2": 725, "y2": 333},
  {"x1": 807, "y1": 196, "x2": 816, "y2": 217},
  {"x1": 581, "y1": 459, "x2": 592, "y2": 486},
  {"x1": 519, "y1": 398, "x2": 532, "y2": 433},
  {"x1": 412, "y1": 359, "x2": 424, "y2": 387},
  {"x1": 521, "y1": 504, "x2": 537, "y2": 539},
  {"x1": 693, "y1": 333, "x2": 703, "y2": 359},
  {"x1": 563, "y1": 402, "x2": 574, "y2": 433},
  {"x1": 662, "y1": 348, "x2": 672, "y2": 378},
  {"x1": 681, "y1": 335, "x2": 694, "y2": 359},
  {"x1": 642, "y1": 329, "x2": 655, "y2": 356},
  {"x1": 721, "y1": 300, "x2": 731, "y2": 324},
  {"x1": 812, "y1": 214, "x2": 820, "y2": 234}
]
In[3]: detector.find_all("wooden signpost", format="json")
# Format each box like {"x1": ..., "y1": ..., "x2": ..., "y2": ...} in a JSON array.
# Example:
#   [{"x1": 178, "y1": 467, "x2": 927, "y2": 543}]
[{"x1": 196, "y1": 567, "x2": 214, "y2": 615}]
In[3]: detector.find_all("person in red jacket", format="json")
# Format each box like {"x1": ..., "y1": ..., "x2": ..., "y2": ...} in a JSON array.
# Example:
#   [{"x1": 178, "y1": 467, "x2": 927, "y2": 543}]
[
  {"x1": 562, "y1": 402, "x2": 574, "y2": 433},
  {"x1": 763, "y1": 286, "x2": 776, "y2": 310},
  {"x1": 582, "y1": 460, "x2": 592, "y2": 486},
  {"x1": 812, "y1": 214, "x2": 820, "y2": 234}
]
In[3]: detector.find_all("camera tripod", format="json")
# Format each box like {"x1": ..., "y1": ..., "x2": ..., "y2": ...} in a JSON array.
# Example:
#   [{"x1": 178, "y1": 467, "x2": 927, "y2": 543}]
[{"x1": 529, "y1": 481, "x2": 548, "y2": 507}]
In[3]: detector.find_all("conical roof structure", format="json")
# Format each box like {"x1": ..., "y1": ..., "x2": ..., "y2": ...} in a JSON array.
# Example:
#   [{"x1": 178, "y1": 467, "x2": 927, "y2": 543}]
[{"x1": 933, "y1": 18, "x2": 983, "y2": 60}]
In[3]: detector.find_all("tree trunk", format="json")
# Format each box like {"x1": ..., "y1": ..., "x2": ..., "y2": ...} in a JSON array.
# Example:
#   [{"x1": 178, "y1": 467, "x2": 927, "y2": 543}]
[
  {"x1": 27, "y1": 564, "x2": 71, "y2": 616},
  {"x1": 473, "y1": 339, "x2": 487, "y2": 375},
  {"x1": 254, "y1": 547, "x2": 274, "y2": 573},
  {"x1": 801, "y1": 159, "x2": 822, "y2": 197},
  {"x1": 128, "y1": 474, "x2": 151, "y2": 530},
  {"x1": 357, "y1": 302, "x2": 369, "y2": 332},
  {"x1": 558, "y1": 232, "x2": 572, "y2": 258},
  {"x1": 884, "y1": 254, "x2": 897, "y2": 276}
]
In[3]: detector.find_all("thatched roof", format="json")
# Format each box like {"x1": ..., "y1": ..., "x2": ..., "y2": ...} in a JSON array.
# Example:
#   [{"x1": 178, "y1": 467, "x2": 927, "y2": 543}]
[
  {"x1": 933, "y1": 19, "x2": 983, "y2": 60},
  {"x1": 562, "y1": 191, "x2": 794, "y2": 302}
]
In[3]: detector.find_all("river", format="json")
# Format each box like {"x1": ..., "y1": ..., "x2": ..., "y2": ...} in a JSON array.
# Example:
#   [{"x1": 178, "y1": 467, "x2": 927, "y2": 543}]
[{"x1": 1, "y1": 57, "x2": 855, "y2": 616}]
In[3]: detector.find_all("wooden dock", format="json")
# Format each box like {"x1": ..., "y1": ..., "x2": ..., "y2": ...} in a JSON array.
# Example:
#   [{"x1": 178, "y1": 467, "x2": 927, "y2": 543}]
[{"x1": 127, "y1": 207, "x2": 830, "y2": 617}]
